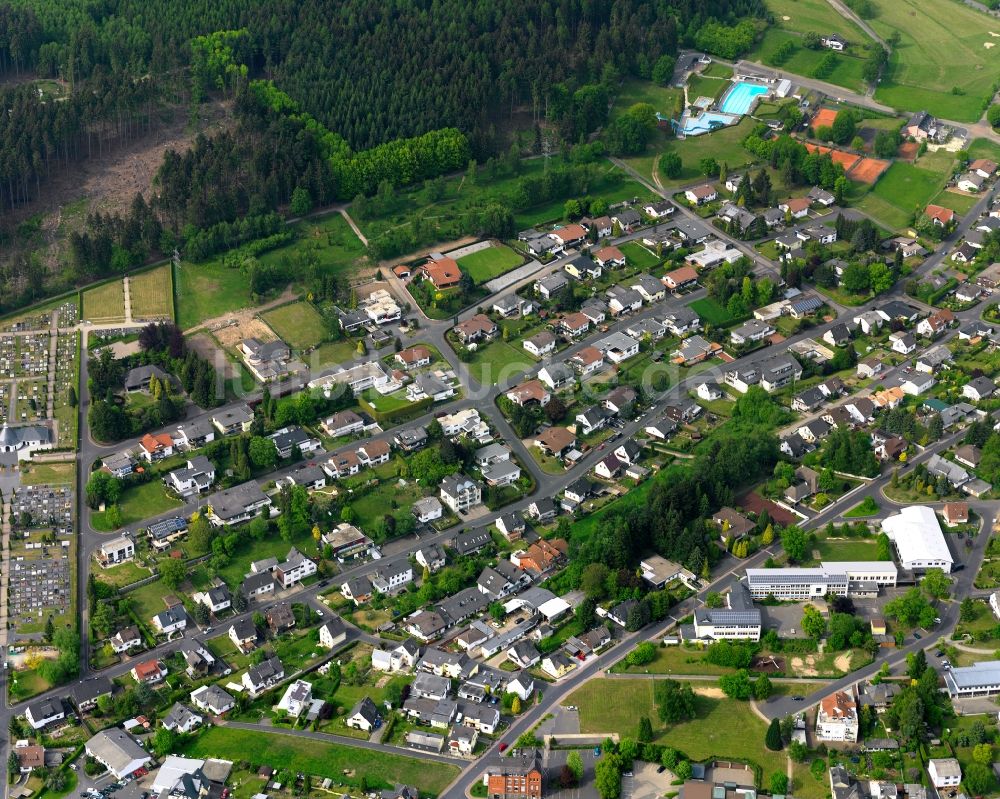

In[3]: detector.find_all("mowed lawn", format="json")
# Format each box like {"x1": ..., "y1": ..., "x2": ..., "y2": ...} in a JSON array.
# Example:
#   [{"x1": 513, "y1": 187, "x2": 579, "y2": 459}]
[
  {"x1": 753, "y1": 29, "x2": 866, "y2": 91},
  {"x1": 688, "y1": 297, "x2": 736, "y2": 327},
  {"x1": 621, "y1": 241, "x2": 662, "y2": 269},
  {"x1": 180, "y1": 727, "x2": 459, "y2": 795},
  {"x1": 129, "y1": 265, "x2": 174, "y2": 320},
  {"x1": 176, "y1": 260, "x2": 255, "y2": 330},
  {"x1": 856, "y1": 161, "x2": 947, "y2": 231},
  {"x1": 566, "y1": 679, "x2": 787, "y2": 778},
  {"x1": 81, "y1": 280, "x2": 125, "y2": 322},
  {"x1": 871, "y1": 0, "x2": 1000, "y2": 121},
  {"x1": 466, "y1": 340, "x2": 534, "y2": 386},
  {"x1": 20, "y1": 462, "x2": 74, "y2": 485},
  {"x1": 813, "y1": 538, "x2": 881, "y2": 561},
  {"x1": 627, "y1": 116, "x2": 761, "y2": 188},
  {"x1": 765, "y1": 0, "x2": 868, "y2": 38},
  {"x1": 262, "y1": 301, "x2": 325, "y2": 349},
  {"x1": 91, "y1": 480, "x2": 183, "y2": 531},
  {"x1": 457, "y1": 244, "x2": 524, "y2": 285},
  {"x1": 610, "y1": 79, "x2": 684, "y2": 122}
]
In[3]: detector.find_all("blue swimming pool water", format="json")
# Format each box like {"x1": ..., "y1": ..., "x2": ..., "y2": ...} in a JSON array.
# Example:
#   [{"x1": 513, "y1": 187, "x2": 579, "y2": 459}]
[
  {"x1": 720, "y1": 81, "x2": 769, "y2": 115},
  {"x1": 681, "y1": 111, "x2": 737, "y2": 135}
]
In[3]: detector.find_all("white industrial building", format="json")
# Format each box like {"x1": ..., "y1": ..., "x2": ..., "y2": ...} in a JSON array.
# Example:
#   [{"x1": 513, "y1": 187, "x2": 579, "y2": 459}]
[
  {"x1": 745, "y1": 562, "x2": 896, "y2": 600},
  {"x1": 881, "y1": 505, "x2": 953, "y2": 573}
]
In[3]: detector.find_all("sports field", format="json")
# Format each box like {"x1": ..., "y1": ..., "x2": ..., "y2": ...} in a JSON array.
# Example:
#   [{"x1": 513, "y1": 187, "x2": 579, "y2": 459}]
[
  {"x1": 129, "y1": 265, "x2": 174, "y2": 320},
  {"x1": 457, "y1": 244, "x2": 523, "y2": 285},
  {"x1": 871, "y1": 0, "x2": 1000, "y2": 121},
  {"x1": 262, "y1": 300, "x2": 325, "y2": 349},
  {"x1": 81, "y1": 280, "x2": 125, "y2": 323}
]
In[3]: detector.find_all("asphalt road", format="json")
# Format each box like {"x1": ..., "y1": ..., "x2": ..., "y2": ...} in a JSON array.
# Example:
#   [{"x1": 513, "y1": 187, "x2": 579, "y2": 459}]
[{"x1": 6, "y1": 95, "x2": 1000, "y2": 799}]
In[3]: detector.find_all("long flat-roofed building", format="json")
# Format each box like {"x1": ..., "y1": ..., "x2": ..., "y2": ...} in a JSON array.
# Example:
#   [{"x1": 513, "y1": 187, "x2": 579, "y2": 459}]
[
  {"x1": 745, "y1": 562, "x2": 896, "y2": 600},
  {"x1": 691, "y1": 582, "x2": 762, "y2": 641},
  {"x1": 881, "y1": 505, "x2": 953, "y2": 573},
  {"x1": 944, "y1": 660, "x2": 1000, "y2": 697}
]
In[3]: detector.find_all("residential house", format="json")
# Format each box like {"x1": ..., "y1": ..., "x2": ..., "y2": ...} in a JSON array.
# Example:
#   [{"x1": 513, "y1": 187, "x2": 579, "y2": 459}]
[
  {"x1": 816, "y1": 690, "x2": 859, "y2": 742},
  {"x1": 413, "y1": 496, "x2": 444, "y2": 524},
  {"x1": 98, "y1": 535, "x2": 135, "y2": 566},
  {"x1": 538, "y1": 363, "x2": 575, "y2": 392},
  {"x1": 273, "y1": 547, "x2": 317, "y2": 588},
  {"x1": 25, "y1": 698, "x2": 66, "y2": 730},
  {"x1": 523, "y1": 331, "x2": 556, "y2": 358},
  {"x1": 84, "y1": 729, "x2": 151, "y2": 779},
  {"x1": 505, "y1": 380, "x2": 551, "y2": 407},
  {"x1": 152, "y1": 607, "x2": 187, "y2": 636},
  {"x1": 167, "y1": 456, "x2": 215, "y2": 497},
  {"x1": 205, "y1": 481, "x2": 271, "y2": 526},
  {"x1": 454, "y1": 315, "x2": 498, "y2": 344},
  {"x1": 730, "y1": 319, "x2": 774, "y2": 345},
  {"x1": 420, "y1": 257, "x2": 462, "y2": 289},
  {"x1": 322, "y1": 410, "x2": 365, "y2": 438},
  {"x1": 240, "y1": 338, "x2": 290, "y2": 380},
  {"x1": 139, "y1": 432, "x2": 174, "y2": 462},
  {"x1": 268, "y1": 425, "x2": 321, "y2": 459},
  {"x1": 131, "y1": 659, "x2": 167, "y2": 684},
  {"x1": 242, "y1": 656, "x2": 285, "y2": 697},
  {"x1": 536, "y1": 273, "x2": 569, "y2": 300},
  {"x1": 564, "y1": 255, "x2": 603, "y2": 280},
  {"x1": 346, "y1": 697, "x2": 382, "y2": 731},
  {"x1": 685, "y1": 184, "x2": 718, "y2": 205},
  {"x1": 533, "y1": 426, "x2": 576, "y2": 458},
  {"x1": 440, "y1": 475, "x2": 482, "y2": 513},
  {"x1": 110, "y1": 626, "x2": 142, "y2": 654}
]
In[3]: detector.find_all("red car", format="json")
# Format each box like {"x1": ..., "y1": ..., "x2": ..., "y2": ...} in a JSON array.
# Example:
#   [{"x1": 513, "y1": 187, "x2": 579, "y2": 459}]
[{"x1": 498, "y1": 743, "x2": 508, "y2": 752}]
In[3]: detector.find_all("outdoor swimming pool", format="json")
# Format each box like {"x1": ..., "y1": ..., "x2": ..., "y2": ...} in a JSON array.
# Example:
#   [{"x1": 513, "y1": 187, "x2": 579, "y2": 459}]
[
  {"x1": 680, "y1": 111, "x2": 737, "y2": 136},
  {"x1": 720, "y1": 81, "x2": 769, "y2": 115}
]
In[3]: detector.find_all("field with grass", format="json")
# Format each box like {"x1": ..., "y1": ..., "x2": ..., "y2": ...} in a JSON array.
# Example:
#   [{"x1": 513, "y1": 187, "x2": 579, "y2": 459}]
[
  {"x1": 765, "y1": 0, "x2": 869, "y2": 38},
  {"x1": 98, "y1": 560, "x2": 151, "y2": 589},
  {"x1": 689, "y1": 297, "x2": 738, "y2": 327},
  {"x1": 181, "y1": 726, "x2": 458, "y2": 795},
  {"x1": 176, "y1": 261, "x2": 256, "y2": 330},
  {"x1": 967, "y1": 138, "x2": 1000, "y2": 164},
  {"x1": 621, "y1": 240, "x2": 662, "y2": 269},
  {"x1": 91, "y1": 481, "x2": 184, "y2": 531},
  {"x1": 812, "y1": 537, "x2": 881, "y2": 561},
  {"x1": 176, "y1": 214, "x2": 366, "y2": 330},
  {"x1": 457, "y1": 244, "x2": 524, "y2": 285},
  {"x1": 870, "y1": 0, "x2": 999, "y2": 121},
  {"x1": 464, "y1": 339, "x2": 534, "y2": 386},
  {"x1": 625, "y1": 117, "x2": 761, "y2": 188},
  {"x1": 753, "y1": 29, "x2": 867, "y2": 91},
  {"x1": 687, "y1": 74, "x2": 730, "y2": 103},
  {"x1": 20, "y1": 461, "x2": 74, "y2": 485},
  {"x1": 81, "y1": 280, "x2": 125, "y2": 323},
  {"x1": 856, "y1": 161, "x2": 948, "y2": 231},
  {"x1": 610, "y1": 80, "x2": 684, "y2": 122},
  {"x1": 262, "y1": 301, "x2": 325, "y2": 350},
  {"x1": 566, "y1": 679, "x2": 787, "y2": 779},
  {"x1": 928, "y1": 189, "x2": 980, "y2": 216},
  {"x1": 129, "y1": 265, "x2": 174, "y2": 320}
]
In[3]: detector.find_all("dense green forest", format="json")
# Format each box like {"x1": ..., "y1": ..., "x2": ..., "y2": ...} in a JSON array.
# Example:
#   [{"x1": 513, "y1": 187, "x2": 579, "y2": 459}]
[{"x1": 0, "y1": 0, "x2": 767, "y2": 309}]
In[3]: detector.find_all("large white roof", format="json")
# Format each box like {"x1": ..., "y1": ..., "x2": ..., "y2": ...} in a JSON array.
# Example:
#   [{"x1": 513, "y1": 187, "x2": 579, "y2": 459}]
[{"x1": 881, "y1": 506, "x2": 952, "y2": 566}]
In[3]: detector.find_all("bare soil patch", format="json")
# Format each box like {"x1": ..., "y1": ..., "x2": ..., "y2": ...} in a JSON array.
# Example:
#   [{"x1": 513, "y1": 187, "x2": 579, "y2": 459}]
[
  {"x1": 692, "y1": 686, "x2": 726, "y2": 699},
  {"x1": 187, "y1": 333, "x2": 238, "y2": 381},
  {"x1": 834, "y1": 652, "x2": 853, "y2": 672},
  {"x1": 212, "y1": 315, "x2": 278, "y2": 352}
]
